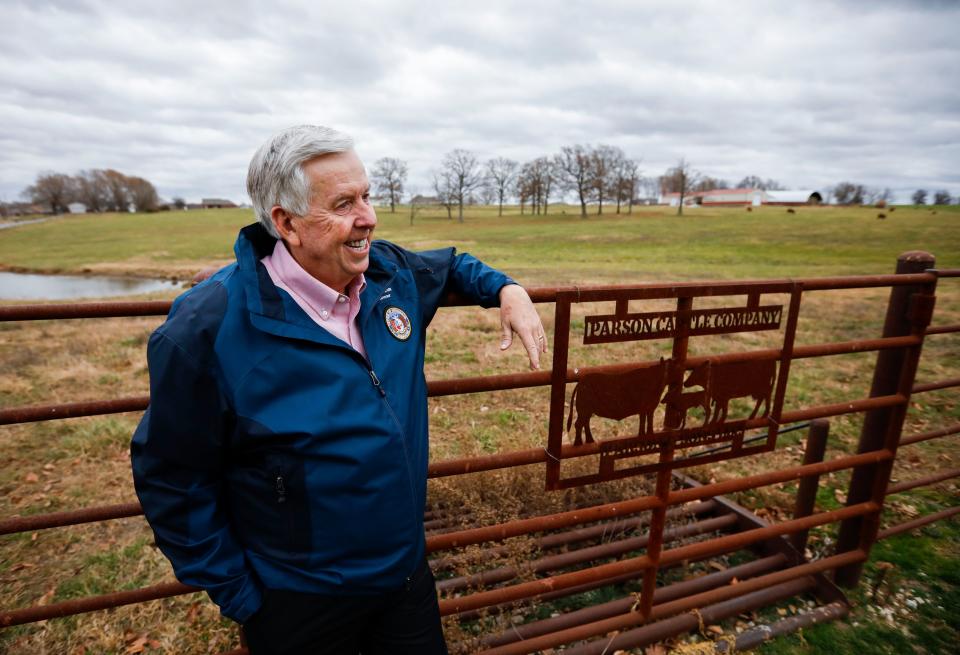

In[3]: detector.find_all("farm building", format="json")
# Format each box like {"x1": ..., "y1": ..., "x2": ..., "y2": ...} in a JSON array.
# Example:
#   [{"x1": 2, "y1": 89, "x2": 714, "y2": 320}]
[
  {"x1": 762, "y1": 190, "x2": 823, "y2": 206},
  {"x1": 659, "y1": 189, "x2": 824, "y2": 207},
  {"x1": 201, "y1": 198, "x2": 237, "y2": 209}
]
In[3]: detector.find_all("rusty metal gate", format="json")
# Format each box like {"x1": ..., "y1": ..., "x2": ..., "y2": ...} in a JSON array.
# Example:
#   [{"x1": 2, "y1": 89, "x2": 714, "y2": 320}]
[{"x1": 1, "y1": 251, "x2": 958, "y2": 653}]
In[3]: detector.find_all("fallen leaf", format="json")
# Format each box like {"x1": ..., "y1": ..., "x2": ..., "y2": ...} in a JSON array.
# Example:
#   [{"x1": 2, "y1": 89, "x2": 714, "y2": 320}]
[
  {"x1": 9, "y1": 562, "x2": 36, "y2": 572},
  {"x1": 644, "y1": 646, "x2": 667, "y2": 655},
  {"x1": 24, "y1": 472, "x2": 39, "y2": 483},
  {"x1": 777, "y1": 607, "x2": 788, "y2": 616},
  {"x1": 124, "y1": 634, "x2": 149, "y2": 654},
  {"x1": 834, "y1": 489, "x2": 847, "y2": 504},
  {"x1": 707, "y1": 625, "x2": 724, "y2": 635}
]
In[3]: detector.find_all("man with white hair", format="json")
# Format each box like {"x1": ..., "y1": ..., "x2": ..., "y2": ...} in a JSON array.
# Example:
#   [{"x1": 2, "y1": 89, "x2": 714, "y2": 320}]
[{"x1": 131, "y1": 125, "x2": 546, "y2": 654}]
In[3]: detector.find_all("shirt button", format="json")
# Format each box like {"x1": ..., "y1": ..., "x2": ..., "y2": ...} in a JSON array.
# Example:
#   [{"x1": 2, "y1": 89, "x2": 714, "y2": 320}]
[
  {"x1": 320, "y1": 310, "x2": 329, "y2": 318},
  {"x1": 337, "y1": 295, "x2": 347, "y2": 304}
]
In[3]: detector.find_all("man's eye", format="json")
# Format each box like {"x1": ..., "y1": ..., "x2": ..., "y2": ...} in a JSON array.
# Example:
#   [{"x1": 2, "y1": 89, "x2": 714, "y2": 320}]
[
  {"x1": 336, "y1": 201, "x2": 351, "y2": 212},
  {"x1": 362, "y1": 193, "x2": 370, "y2": 203}
]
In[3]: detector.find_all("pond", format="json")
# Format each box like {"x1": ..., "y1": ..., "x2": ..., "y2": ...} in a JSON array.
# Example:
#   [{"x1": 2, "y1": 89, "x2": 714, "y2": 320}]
[{"x1": 0, "y1": 271, "x2": 184, "y2": 300}]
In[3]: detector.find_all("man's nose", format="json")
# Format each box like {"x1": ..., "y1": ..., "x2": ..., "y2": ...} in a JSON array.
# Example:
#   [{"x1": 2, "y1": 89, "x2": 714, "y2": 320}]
[{"x1": 356, "y1": 202, "x2": 377, "y2": 228}]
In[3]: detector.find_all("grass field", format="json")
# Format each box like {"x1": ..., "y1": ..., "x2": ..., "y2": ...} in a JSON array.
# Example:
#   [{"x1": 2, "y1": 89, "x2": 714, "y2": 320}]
[{"x1": 0, "y1": 203, "x2": 958, "y2": 654}]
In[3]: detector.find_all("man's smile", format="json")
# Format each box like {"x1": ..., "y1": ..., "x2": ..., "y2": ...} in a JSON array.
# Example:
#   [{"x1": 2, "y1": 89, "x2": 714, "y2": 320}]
[{"x1": 345, "y1": 237, "x2": 369, "y2": 252}]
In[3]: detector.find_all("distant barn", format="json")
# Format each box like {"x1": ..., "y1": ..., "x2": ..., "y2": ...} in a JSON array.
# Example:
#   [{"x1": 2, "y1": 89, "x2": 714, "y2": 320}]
[
  {"x1": 761, "y1": 190, "x2": 823, "y2": 206},
  {"x1": 201, "y1": 198, "x2": 237, "y2": 209},
  {"x1": 659, "y1": 189, "x2": 823, "y2": 208}
]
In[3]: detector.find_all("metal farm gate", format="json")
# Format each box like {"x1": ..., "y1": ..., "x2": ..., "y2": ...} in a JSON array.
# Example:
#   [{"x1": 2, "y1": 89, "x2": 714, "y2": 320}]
[{"x1": 1, "y1": 251, "x2": 958, "y2": 653}]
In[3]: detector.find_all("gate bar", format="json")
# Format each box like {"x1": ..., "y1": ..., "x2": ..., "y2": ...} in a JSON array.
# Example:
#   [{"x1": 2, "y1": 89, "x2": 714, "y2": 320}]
[
  {"x1": 900, "y1": 422, "x2": 960, "y2": 446},
  {"x1": 878, "y1": 506, "x2": 960, "y2": 540},
  {"x1": 886, "y1": 469, "x2": 960, "y2": 495}
]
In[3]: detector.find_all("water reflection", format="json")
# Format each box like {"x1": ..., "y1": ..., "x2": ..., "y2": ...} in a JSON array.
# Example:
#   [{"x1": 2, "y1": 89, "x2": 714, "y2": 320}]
[{"x1": 0, "y1": 271, "x2": 183, "y2": 300}]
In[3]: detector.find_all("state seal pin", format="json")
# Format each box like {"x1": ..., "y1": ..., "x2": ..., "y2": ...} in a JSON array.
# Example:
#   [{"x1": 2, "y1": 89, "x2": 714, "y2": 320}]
[{"x1": 384, "y1": 306, "x2": 412, "y2": 341}]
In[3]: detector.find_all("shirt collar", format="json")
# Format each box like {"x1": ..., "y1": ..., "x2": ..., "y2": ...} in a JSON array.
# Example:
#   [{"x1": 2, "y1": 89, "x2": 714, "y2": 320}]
[{"x1": 262, "y1": 240, "x2": 366, "y2": 319}]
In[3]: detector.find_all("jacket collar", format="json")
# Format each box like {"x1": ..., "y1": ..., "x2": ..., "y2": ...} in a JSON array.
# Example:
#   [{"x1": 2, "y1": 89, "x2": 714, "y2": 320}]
[{"x1": 234, "y1": 223, "x2": 398, "y2": 348}]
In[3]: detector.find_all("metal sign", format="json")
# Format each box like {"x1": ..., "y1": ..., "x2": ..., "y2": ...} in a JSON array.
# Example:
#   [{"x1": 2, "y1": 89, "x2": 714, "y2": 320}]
[{"x1": 546, "y1": 285, "x2": 802, "y2": 490}]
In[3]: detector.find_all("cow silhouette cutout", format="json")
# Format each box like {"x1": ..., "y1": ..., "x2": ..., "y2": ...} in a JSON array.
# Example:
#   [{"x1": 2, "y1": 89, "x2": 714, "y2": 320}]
[
  {"x1": 683, "y1": 358, "x2": 776, "y2": 424},
  {"x1": 566, "y1": 358, "x2": 669, "y2": 446},
  {"x1": 660, "y1": 385, "x2": 709, "y2": 429}
]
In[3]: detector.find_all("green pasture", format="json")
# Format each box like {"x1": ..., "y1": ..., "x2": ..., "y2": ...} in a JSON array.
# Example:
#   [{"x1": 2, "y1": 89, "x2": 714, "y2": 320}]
[{"x1": 0, "y1": 203, "x2": 958, "y2": 282}]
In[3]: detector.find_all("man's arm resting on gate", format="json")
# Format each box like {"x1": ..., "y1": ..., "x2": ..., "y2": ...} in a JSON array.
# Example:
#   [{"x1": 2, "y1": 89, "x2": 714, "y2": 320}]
[
  {"x1": 443, "y1": 251, "x2": 547, "y2": 370},
  {"x1": 131, "y1": 331, "x2": 261, "y2": 623}
]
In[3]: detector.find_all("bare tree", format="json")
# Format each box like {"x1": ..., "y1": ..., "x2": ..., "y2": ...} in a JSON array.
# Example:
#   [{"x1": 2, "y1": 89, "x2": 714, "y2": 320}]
[
  {"x1": 933, "y1": 190, "x2": 952, "y2": 205},
  {"x1": 521, "y1": 157, "x2": 554, "y2": 215},
  {"x1": 736, "y1": 176, "x2": 783, "y2": 190},
  {"x1": 485, "y1": 157, "x2": 518, "y2": 216},
  {"x1": 616, "y1": 158, "x2": 641, "y2": 214},
  {"x1": 102, "y1": 169, "x2": 131, "y2": 211},
  {"x1": 370, "y1": 157, "x2": 407, "y2": 213},
  {"x1": 692, "y1": 176, "x2": 728, "y2": 192},
  {"x1": 441, "y1": 149, "x2": 483, "y2": 222},
  {"x1": 590, "y1": 145, "x2": 624, "y2": 215},
  {"x1": 23, "y1": 171, "x2": 75, "y2": 214},
  {"x1": 432, "y1": 170, "x2": 455, "y2": 220},
  {"x1": 173, "y1": 197, "x2": 186, "y2": 210},
  {"x1": 911, "y1": 189, "x2": 927, "y2": 205},
  {"x1": 537, "y1": 157, "x2": 555, "y2": 214},
  {"x1": 555, "y1": 145, "x2": 592, "y2": 218},
  {"x1": 515, "y1": 165, "x2": 530, "y2": 215},
  {"x1": 126, "y1": 176, "x2": 159, "y2": 212},
  {"x1": 659, "y1": 159, "x2": 698, "y2": 216},
  {"x1": 75, "y1": 169, "x2": 109, "y2": 212},
  {"x1": 834, "y1": 182, "x2": 866, "y2": 206}
]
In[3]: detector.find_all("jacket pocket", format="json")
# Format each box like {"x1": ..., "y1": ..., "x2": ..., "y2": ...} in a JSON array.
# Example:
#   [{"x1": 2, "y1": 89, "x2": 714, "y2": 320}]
[{"x1": 266, "y1": 455, "x2": 313, "y2": 554}]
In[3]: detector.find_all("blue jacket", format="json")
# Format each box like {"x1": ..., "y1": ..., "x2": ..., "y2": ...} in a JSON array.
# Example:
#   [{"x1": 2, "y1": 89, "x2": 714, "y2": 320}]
[{"x1": 131, "y1": 223, "x2": 512, "y2": 622}]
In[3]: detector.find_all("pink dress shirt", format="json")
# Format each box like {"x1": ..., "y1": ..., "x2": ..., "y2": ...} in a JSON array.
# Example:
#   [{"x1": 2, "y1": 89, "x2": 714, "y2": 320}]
[{"x1": 260, "y1": 240, "x2": 368, "y2": 359}]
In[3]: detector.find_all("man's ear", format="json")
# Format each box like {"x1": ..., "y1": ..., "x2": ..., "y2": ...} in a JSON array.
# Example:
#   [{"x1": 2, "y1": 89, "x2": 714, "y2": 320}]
[{"x1": 270, "y1": 206, "x2": 301, "y2": 247}]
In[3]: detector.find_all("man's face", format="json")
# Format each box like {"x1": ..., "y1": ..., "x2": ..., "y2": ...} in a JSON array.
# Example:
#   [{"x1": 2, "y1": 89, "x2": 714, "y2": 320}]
[{"x1": 272, "y1": 150, "x2": 377, "y2": 292}]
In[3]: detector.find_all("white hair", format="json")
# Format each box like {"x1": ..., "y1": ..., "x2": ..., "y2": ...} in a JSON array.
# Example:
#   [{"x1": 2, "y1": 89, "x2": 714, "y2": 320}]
[{"x1": 246, "y1": 125, "x2": 355, "y2": 238}]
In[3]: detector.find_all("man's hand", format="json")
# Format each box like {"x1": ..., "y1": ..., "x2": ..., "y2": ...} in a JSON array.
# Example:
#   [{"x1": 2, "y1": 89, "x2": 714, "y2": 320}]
[{"x1": 499, "y1": 284, "x2": 547, "y2": 370}]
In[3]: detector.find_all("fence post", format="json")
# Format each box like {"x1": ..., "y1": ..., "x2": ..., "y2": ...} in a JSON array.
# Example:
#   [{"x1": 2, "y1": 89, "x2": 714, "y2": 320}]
[
  {"x1": 833, "y1": 251, "x2": 936, "y2": 587},
  {"x1": 791, "y1": 419, "x2": 829, "y2": 555}
]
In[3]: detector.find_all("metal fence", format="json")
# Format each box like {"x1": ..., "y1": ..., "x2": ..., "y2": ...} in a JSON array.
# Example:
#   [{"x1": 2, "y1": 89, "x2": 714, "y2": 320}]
[{"x1": 1, "y1": 251, "x2": 958, "y2": 653}]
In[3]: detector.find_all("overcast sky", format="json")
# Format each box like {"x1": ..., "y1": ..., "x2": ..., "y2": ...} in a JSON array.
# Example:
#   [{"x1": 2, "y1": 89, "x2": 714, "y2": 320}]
[{"x1": 1, "y1": 0, "x2": 958, "y2": 206}]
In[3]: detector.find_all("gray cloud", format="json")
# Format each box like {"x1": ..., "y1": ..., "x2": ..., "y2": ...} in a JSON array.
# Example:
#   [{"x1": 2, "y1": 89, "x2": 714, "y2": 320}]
[{"x1": 0, "y1": 0, "x2": 957, "y2": 205}]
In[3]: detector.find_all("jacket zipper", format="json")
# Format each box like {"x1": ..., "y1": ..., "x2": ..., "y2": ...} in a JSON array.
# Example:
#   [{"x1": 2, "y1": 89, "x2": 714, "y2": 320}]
[
  {"x1": 368, "y1": 370, "x2": 386, "y2": 396},
  {"x1": 367, "y1": 366, "x2": 420, "y2": 531},
  {"x1": 275, "y1": 475, "x2": 287, "y2": 504}
]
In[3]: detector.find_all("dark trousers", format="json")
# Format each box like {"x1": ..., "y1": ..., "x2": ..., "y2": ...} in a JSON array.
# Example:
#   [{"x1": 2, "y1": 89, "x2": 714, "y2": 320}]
[{"x1": 243, "y1": 559, "x2": 448, "y2": 655}]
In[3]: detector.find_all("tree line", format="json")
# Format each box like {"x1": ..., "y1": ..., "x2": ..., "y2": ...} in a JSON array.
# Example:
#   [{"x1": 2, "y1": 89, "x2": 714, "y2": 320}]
[
  {"x1": 370, "y1": 149, "x2": 955, "y2": 220},
  {"x1": 373, "y1": 145, "x2": 656, "y2": 222},
  {"x1": 17, "y1": 169, "x2": 160, "y2": 214},
  {"x1": 11, "y1": 156, "x2": 953, "y2": 220}
]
